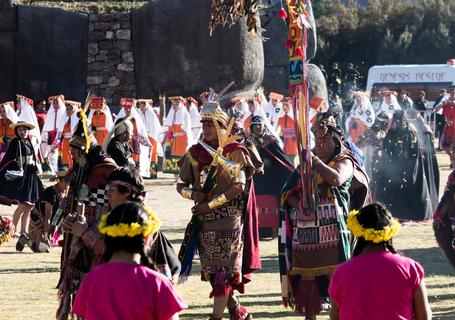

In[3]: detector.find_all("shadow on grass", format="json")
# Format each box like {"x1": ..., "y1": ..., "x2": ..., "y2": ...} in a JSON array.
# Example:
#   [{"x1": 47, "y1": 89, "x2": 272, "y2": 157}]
[
  {"x1": 432, "y1": 305, "x2": 455, "y2": 320},
  {"x1": 400, "y1": 247, "x2": 455, "y2": 276},
  {"x1": 0, "y1": 267, "x2": 59, "y2": 274}
]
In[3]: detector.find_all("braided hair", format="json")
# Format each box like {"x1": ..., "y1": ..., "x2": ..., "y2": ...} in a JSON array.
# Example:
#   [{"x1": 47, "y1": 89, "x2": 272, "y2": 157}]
[{"x1": 353, "y1": 202, "x2": 398, "y2": 257}]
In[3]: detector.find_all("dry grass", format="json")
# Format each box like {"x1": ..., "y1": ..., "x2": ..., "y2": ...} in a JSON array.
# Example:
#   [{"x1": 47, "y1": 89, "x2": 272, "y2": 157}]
[{"x1": 0, "y1": 151, "x2": 454, "y2": 319}]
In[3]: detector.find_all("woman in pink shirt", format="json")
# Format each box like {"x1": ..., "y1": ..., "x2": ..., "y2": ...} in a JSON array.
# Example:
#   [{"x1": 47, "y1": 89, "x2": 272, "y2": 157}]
[
  {"x1": 329, "y1": 203, "x2": 432, "y2": 320},
  {"x1": 73, "y1": 201, "x2": 187, "y2": 320}
]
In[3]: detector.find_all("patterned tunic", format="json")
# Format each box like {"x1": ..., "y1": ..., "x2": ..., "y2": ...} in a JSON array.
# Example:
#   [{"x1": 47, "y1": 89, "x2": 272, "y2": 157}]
[{"x1": 178, "y1": 142, "x2": 256, "y2": 294}]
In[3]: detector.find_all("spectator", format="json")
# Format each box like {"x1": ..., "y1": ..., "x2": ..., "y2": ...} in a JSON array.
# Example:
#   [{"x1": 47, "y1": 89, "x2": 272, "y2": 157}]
[
  {"x1": 413, "y1": 91, "x2": 428, "y2": 115},
  {"x1": 344, "y1": 62, "x2": 361, "y2": 93},
  {"x1": 329, "y1": 62, "x2": 343, "y2": 96},
  {"x1": 433, "y1": 89, "x2": 447, "y2": 141},
  {"x1": 397, "y1": 90, "x2": 413, "y2": 110}
]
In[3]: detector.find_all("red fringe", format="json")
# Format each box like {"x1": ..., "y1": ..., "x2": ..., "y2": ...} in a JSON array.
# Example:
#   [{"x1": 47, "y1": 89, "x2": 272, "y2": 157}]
[{"x1": 293, "y1": 279, "x2": 322, "y2": 316}]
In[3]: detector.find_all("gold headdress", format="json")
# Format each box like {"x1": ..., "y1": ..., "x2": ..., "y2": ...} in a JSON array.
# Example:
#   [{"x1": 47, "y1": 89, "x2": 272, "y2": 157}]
[{"x1": 200, "y1": 102, "x2": 229, "y2": 128}]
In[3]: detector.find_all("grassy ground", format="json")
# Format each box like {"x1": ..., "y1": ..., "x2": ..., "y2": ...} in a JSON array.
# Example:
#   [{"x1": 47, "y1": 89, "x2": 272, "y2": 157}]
[{"x1": 0, "y1": 152, "x2": 454, "y2": 319}]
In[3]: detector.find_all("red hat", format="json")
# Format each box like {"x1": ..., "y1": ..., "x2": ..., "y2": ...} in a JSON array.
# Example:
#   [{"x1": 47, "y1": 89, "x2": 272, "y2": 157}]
[
  {"x1": 120, "y1": 98, "x2": 136, "y2": 109},
  {"x1": 48, "y1": 95, "x2": 65, "y2": 103},
  {"x1": 16, "y1": 94, "x2": 33, "y2": 107},
  {"x1": 89, "y1": 97, "x2": 106, "y2": 110},
  {"x1": 269, "y1": 92, "x2": 284, "y2": 101}
]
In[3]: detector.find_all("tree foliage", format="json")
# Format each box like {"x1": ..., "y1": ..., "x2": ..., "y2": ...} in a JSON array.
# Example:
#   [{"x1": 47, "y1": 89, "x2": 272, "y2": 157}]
[{"x1": 312, "y1": 0, "x2": 455, "y2": 76}]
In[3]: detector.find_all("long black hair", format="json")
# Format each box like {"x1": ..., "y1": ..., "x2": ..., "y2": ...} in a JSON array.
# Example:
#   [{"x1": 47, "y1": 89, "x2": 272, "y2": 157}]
[
  {"x1": 102, "y1": 201, "x2": 153, "y2": 266},
  {"x1": 353, "y1": 202, "x2": 398, "y2": 257}
]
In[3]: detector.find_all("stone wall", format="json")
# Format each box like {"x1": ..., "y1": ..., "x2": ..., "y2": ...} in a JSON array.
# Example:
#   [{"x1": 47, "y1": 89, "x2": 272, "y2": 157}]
[
  {"x1": 86, "y1": 12, "x2": 135, "y2": 105},
  {"x1": 0, "y1": 1, "x2": 16, "y2": 101}
]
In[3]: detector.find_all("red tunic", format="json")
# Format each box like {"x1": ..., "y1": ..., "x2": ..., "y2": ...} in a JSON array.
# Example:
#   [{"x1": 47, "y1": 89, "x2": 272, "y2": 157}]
[{"x1": 442, "y1": 101, "x2": 455, "y2": 152}]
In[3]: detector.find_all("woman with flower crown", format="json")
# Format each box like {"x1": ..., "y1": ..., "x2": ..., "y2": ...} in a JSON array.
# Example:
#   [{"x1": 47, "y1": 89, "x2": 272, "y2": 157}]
[
  {"x1": 73, "y1": 201, "x2": 187, "y2": 320},
  {"x1": 329, "y1": 203, "x2": 432, "y2": 320},
  {"x1": 278, "y1": 112, "x2": 369, "y2": 320}
]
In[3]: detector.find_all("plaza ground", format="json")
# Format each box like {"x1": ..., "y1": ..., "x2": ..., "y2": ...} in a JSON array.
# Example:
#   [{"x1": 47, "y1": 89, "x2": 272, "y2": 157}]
[{"x1": 0, "y1": 152, "x2": 454, "y2": 319}]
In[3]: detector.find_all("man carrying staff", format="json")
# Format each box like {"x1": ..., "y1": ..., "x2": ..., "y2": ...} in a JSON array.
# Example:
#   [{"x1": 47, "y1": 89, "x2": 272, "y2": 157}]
[
  {"x1": 56, "y1": 110, "x2": 117, "y2": 320},
  {"x1": 177, "y1": 101, "x2": 260, "y2": 320}
]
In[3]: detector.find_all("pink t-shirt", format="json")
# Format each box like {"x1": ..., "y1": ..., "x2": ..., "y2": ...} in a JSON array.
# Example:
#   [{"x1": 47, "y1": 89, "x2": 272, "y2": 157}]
[
  {"x1": 329, "y1": 251, "x2": 424, "y2": 320},
  {"x1": 73, "y1": 262, "x2": 187, "y2": 320}
]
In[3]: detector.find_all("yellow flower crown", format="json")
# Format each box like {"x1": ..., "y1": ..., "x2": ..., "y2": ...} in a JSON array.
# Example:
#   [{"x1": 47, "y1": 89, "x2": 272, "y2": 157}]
[
  {"x1": 98, "y1": 207, "x2": 161, "y2": 238},
  {"x1": 347, "y1": 209, "x2": 400, "y2": 243}
]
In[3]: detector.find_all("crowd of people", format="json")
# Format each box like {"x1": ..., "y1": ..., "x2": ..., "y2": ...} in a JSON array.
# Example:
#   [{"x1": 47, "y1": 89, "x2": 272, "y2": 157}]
[{"x1": 0, "y1": 81, "x2": 453, "y2": 320}]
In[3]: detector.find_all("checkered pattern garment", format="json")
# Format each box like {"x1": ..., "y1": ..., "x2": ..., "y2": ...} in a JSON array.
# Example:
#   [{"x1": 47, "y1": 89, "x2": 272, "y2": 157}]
[{"x1": 88, "y1": 186, "x2": 109, "y2": 208}]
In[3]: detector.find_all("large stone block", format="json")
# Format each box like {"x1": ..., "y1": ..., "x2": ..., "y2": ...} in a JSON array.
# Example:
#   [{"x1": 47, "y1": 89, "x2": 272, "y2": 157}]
[
  {"x1": 260, "y1": 2, "x2": 318, "y2": 95},
  {"x1": 132, "y1": 0, "x2": 264, "y2": 99},
  {"x1": 16, "y1": 6, "x2": 88, "y2": 101},
  {"x1": 0, "y1": 1, "x2": 16, "y2": 32},
  {"x1": 0, "y1": 31, "x2": 15, "y2": 101},
  {"x1": 307, "y1": 64, "x2": 328, "y2": 103}
]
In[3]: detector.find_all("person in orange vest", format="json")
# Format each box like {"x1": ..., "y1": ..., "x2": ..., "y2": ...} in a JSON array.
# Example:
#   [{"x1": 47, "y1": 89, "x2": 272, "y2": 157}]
[
  {"x1": 0, "y1": 101, "x2": 19, "y2": 161},
  {"x1": 56, "y1": 100, "x2": 80, "y2": 170},
  {"x1": 88, "y1": 97, "x2": 113, "y2": 146},
  {"x1": 276, "y1": 97, "x2": 298, "y2": 165},
  {"x1": 137, "y1": 99, "x2": 163, "y2": 179},
  {"x1": 163, "y1": 96, "x2": 192, "y2": 175}
]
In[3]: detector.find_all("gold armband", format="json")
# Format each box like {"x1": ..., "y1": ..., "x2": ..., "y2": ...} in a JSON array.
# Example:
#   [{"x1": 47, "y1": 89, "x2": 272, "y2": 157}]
[
  {"x1": 208, "y1": 194, "x2": 228, "y2": 210},
  {"x1": 181, "y1": 187, "x2": 193, "y2": 200}
]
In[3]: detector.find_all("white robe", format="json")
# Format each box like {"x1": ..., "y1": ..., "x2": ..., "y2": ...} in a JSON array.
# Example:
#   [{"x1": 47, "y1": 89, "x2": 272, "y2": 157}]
[
  {"x1": 345, "y1": 96, "x2": 376, "y2": 133},
  {"x1": 163, "y1": 103, "x2": 193, "y2": 147},
  {"x1": 264, "y1": 101, "x2": 283, "y2": 125},
  {"x1": 17, "y1": 98, "x2": 41, "y2": 146},
  {"x1": 377, "y1": 95, "x2": 401, "y2": 118},
  {"x1": 139, "y1": 102, "x2": 164, "y2": 158},
  {"x1": 188, "y1": 102, "x2": 201, "y2": 141}
]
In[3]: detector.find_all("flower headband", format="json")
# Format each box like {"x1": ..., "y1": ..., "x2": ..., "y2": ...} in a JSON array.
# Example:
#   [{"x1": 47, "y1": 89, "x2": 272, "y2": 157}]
[
  {"x1": 98, "y1": 207, "x2": 161, "y2": 238},
  {"x1": 347, "y1": 209, "x2": 400, "y2": 243}
]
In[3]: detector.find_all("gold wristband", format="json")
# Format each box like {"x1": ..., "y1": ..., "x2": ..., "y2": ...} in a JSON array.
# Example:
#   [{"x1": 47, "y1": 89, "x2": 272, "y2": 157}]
[
  {"x1": 208, "y1": 194, "x2": 228, "y2": 210},
  {"x1": 181, "y1": 187, "x2": 193, "y2": 200}
]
